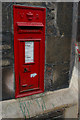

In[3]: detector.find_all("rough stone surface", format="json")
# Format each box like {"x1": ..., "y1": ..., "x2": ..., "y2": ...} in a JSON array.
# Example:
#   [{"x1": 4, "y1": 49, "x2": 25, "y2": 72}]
[
  {"x1": 1, "y1": 87, "x2": 78, "y2": 119},
  {"x1": 2, "y1": 2, "x2": 73, "y2": 100},
  {"x1": 64, "y1": 105, "x2": 78, "y2": 118}
]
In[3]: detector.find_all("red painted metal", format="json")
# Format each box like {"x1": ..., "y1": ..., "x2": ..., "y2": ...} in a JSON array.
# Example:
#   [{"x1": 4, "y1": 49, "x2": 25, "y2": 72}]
[
  {"x1": 17, "y1": 22, "x2": 44, "y2": 27},
  {"x1": 13, "y1": 5, "x2": 46, "y2": 98},
  {"x1": 75, "y1": 43, "x2": 80, "y2": 62}
]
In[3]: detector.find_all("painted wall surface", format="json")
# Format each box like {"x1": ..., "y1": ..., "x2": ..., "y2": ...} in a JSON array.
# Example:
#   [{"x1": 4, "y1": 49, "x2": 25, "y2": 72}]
[{"x1": 2, "y1": 2, "x2": 73, "y2": 100}]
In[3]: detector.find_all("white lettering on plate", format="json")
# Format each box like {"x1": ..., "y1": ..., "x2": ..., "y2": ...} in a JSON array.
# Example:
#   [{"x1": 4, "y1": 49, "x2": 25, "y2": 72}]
[
  {"x1": 30, "y1": 73, "x2": 37, "y2": 78},
  {"x1": 25, "y1": 42, "x2": 34, "y2": 63}
]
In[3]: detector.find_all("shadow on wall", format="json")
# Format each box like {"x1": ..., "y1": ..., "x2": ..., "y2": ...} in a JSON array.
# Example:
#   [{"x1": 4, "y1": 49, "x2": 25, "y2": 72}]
[{"x1": 2, "y1": 66, "x2": 15, "y2": 100}]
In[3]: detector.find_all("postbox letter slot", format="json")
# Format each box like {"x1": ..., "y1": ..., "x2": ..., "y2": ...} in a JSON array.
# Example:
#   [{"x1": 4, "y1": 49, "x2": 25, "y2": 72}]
[
  {"x1": 17, "y1": 22, "x2": 44, "y2": 27},
  {"x1": 17, "y1": 22, "x2": 44, "y2": 33}
]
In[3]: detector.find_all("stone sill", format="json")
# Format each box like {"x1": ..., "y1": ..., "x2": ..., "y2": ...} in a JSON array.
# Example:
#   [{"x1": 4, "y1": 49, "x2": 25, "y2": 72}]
[{"x1": 0, "y1": 88, "x2": 78, "y2": 119}]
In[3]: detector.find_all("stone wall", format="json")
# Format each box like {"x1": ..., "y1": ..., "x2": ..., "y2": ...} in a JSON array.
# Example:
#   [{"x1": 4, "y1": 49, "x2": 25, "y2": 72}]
[{"x1": 2, "y1": 2, "x2": 73, "y2": 100}]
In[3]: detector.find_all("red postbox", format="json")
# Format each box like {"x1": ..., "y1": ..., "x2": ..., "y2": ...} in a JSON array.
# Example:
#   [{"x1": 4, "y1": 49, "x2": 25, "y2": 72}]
[{"x1": 13, "y1": 5, "x2": 46, "y2": 98}]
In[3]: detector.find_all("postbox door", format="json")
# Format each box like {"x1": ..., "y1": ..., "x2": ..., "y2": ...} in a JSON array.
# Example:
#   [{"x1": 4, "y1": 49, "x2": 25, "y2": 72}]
[{"x1": 18, "y1": 39, "x2": 40, "y2": 93}]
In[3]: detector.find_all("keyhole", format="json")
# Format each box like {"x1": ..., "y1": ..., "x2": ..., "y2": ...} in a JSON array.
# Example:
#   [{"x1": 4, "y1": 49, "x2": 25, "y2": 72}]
[{"x1": 24, "y1": 68, "x2": 27, "y2": 72}]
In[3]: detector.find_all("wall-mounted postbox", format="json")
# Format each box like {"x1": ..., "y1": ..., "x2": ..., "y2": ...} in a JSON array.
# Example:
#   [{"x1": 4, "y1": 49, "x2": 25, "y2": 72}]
[{"x1": 13, "y1": 5, "x2": 46, "y2": 98}]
